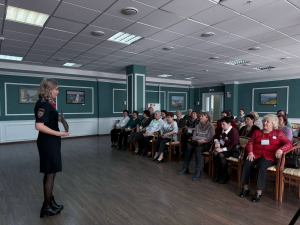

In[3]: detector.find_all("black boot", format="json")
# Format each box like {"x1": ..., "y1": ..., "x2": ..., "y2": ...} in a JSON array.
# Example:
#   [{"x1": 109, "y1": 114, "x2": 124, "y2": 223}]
[
  {"x1": 51, "y1": 196, "x2": 63, "y2": 211},
  {"x1": 40, "y1": 203, "x2": 61, "y2": 218},
  {"x1": 178, "y1": 167, "x2": 189, "y2": 175},
  {"x1": 192, "y1": 170, "x2": 201, "y2": 181},
  {"x1": 218, "y1": 169, "x2": 230, "y2": 184},
  {"x1": 212, "y1": 168, "x2": 219, "y2": 182}
]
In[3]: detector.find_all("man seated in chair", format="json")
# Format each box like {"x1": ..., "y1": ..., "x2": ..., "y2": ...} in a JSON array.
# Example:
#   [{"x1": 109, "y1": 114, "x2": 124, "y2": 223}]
[{"x1": 178, "y1": 112, "x2": 215, "y2": 181}]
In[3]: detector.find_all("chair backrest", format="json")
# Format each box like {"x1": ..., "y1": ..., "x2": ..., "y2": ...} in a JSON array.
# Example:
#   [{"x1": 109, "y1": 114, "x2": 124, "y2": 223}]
[
  {"x1": 293, "y1": 136, "x2": 300, "y2": 145},
  {"x1": 239, "y1": 136, "x2": 250, "y2": 146},
  {"x1": 292, "y1": 123, "x2": 300, "y2": 132}
]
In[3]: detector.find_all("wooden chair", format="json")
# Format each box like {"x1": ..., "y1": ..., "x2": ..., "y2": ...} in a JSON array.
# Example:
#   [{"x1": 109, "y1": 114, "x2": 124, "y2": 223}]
[
  {"x1": 165, "y1": 130, "x2": 182, "y2": 162},
  {"x1": 150, "y1": 131, "x2": 160, "y2": 158},
  {"x1": 291, "y1": 123, "x2": 300, "y2": 132},
  {"x1": 279, "y1": 146, "x2": 300, "y2": 202},
  {"x1": 128, "y1": 127, "x2": 136, "y2": 151}
]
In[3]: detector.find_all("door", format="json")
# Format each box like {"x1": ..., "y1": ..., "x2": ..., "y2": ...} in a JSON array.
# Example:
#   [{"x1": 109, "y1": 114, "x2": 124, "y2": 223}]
[{"x1": 203, "y1": 92, "x2": 224, "y2": 121}]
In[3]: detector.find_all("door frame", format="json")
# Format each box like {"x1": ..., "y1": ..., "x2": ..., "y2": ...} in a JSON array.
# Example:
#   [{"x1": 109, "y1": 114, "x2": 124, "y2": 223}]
[{"x1": 202, "y1": 92, "x2": 224, "y2": 118}]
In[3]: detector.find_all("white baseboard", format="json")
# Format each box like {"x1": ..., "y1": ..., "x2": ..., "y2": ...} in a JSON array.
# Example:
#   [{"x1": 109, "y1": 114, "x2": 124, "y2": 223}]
[{"x1": 98, "y1": 117, "x2": 121, "y2": 135}]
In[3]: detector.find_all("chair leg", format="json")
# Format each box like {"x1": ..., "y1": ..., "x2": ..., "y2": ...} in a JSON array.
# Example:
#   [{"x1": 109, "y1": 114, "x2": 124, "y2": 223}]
[
  {"x1": 275, "y1": 173, "x2": 279, "y2": 202},
  {"x1": 279, "y1": 174, "x2": 284, "y2": 203},
  {"x1": 129, "y1": 142, "x2": 132, "y2": 151},
  {"x1": 169, "y1": 145, "x2": 172, "y2": 162},
  {"x1": 229, "y1": 165, "x2": 232, "y2": 175},
  {"x1": 151, "y1": 141, "x2": 154, "y2": 158}
]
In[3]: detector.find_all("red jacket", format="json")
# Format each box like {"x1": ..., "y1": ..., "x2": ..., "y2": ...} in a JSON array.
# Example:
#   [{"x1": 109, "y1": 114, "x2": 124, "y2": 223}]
[
  {"x1": 246, "y1": 129, "x2": 293, "y2": 162},
  {"x1": 216, "y1": 120, "x2": 239, "y2": 133}
]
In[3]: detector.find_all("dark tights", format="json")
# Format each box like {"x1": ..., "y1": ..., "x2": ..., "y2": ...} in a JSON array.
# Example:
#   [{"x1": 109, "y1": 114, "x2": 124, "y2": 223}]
[{"x1": 43, "y1": 173, "x2": 56, "y2": 204}]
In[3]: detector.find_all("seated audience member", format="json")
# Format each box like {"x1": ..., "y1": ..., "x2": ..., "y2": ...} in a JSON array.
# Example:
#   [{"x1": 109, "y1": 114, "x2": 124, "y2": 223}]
[
  {"x1": 278, "y1": 115, "x2": 293, "y2": 142},
  {"x1": 277, "y1": 110, "x2": 292, "y2": 129},
  {"x1": 174, "y1": 110, "x2": 186, "y2": 130},
  {"x1": 235, "y1": 109, "x2": 245, "y2": 127},
  {"x1": 140, "y1": 110, "x2": 164, "y2": 157},
  {"x1": 239, "y1": 114, "x2": 260, "y2": 138},
  {"x1": 178, "y1": 112, "x2": 215, "y2": 180},
  {"x1": 293, "y1": 126, "x2": 300, "y2": 137},
  {"x1": 161, "y1": 110, "x2": 167, "y2": 122},
  {"x1": 183, "y1": 109, "x2": 193, "y2": 120},
  {"x1": 216, "y1": 111, "x2": 239, "y2": 132},
  {"x1": 239, "y1": 114, "x2": 293, "y2": 202},
  {"x1": 249, "y1": 111, "x2": 263, "y2": 129},
  {"x1": 148, "y1": 107, "x2": 154, "y2": 120},
  {"x1": 153, "y1": 112, "x2": 178, "y2": 163},
  {"x1": 128, "y1": 110, "x2": 152, "y2": 154},
  {"x1": 227, "y1": 110, "x2": 235, "y2": 120},
  {"x1": 213, "y1": 117, "x2": 239, "y2": 184},
  {"x1": 118, "y1": 111, "x2": 140, "y2": 150},
  {"x1": 181, "y1": 111, "x2": 200, "y2": 156},
  {"x1": 110, "y1": 110, "x2": 130, "y2": 147}
]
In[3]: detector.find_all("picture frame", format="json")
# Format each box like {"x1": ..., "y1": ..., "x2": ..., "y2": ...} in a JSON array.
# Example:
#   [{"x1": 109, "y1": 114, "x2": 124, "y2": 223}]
[
  {"x1": 66, "y1": 90, "x2": 85, "y2": 104},
  {"x1": 171, "y1": 96, "x2": 184, "y2": 108},
  {"x1": 260, "y1": 93, "x2": 278, "y2": 105},
  {"x1": 19, "y1": 87, "x2": 39, "y2": 104}
]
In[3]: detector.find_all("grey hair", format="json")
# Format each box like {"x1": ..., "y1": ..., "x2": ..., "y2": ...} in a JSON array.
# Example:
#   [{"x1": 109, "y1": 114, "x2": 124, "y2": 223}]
[
  {"x1": 188, "y1": 109, "x2": 193, "y2": 111},
  {"x1": 154, "y1": 110, "x2": 161, "y2": 115},
  {"x1": 262, "y1": 114, "x2": 279, "y2": 129},
  {"x1": 249, "y1": 111, "x2": 259, "y2": 121}
]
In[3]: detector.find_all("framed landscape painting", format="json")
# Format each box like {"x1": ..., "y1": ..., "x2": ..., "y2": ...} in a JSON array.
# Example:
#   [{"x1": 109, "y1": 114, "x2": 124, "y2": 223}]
[
  {"x1": 171, "y1": 96, "x2": 184, "y2": 108},
  {"x1": 66, "y1": 90, "x2": 85, "y2": 104},
  {"x1": 260, "y1": 93, "x2": 278, "y2": 105},
  {"x1": 19, "y1": 87, "x2": 39, "y2": 103}
]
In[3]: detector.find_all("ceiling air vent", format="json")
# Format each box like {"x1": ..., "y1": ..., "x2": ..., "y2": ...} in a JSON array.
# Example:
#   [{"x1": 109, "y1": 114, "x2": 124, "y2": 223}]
[
  {"x1": 91, "y1": 31, "x2": 105, "y2": 36},
  {"x1": 122, "y1": 7, "x2": 138, "y2": 15},
  {"x1": 209, "y1": 56, "x2": 219, "y2": 59},
  {"x1": 253, "y1": 66, "x2": 275, "y2": 70},
  {"x1": 225, "y1": 60, "x2": 250, "y2": 65},
  {"x1": 163, "y1": 46, "x2": 174, "y2": 50}
]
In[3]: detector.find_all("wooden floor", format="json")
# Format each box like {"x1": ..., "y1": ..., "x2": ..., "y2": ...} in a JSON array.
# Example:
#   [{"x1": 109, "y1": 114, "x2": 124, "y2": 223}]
[{"x1": 1, "y1": 136, "x2": 300, "y2": 225}]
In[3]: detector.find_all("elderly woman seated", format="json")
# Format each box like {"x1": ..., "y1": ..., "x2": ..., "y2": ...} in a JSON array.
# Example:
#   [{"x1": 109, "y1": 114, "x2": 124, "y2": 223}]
[
  {"x1": 153, "y1": 112, "x2": 178, "y2": 163},
  {"x1": 178, "y1": 112, "x2": 215, "y2": 181},
  {"x1": 213, "y1": 117, "x2": 239, "y2": 184},
  {"x1": 139, "y1": 110, "x2": 164, "y2": 158},
  {"x1": 239, "y1": 114, "x2": 260, "y2": 138},
  {"x1": 277, "y1": 110, "x2": 292, "y2": 129},
  {"x1": 117, "y1": 111, "x2": 140, "y2": 150},
  {"x1": 128, "y1": 110, "x2": 152, "y2": 154},
  {"x1": 249, "y1": 111, "x2": 263, "y2": 129},
  {"x1": 216, "y1": 111, "x2": 239, "y2": 132},
  {"x1": 278, "y1": 115, "x2": 293, "y2": 142},
  {"x1": 239, "y1": 114, "x2": 293, "y2": 202},
  {"x1": 110, "y1": 110, "x2": 130, "y2": 147}
]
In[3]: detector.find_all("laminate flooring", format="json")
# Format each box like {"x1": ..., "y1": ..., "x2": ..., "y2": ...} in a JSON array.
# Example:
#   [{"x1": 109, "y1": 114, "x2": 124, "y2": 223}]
[{"x1": 0, "y1": 136, "x2": 300, "y2": 225}]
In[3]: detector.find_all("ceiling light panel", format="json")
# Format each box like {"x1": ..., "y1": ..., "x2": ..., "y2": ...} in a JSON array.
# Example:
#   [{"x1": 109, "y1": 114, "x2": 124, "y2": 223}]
[
  {"x1": 6, "y1": 6, "x2": 49, "y2": 27},
  {"x1": 0, "y1": 54, "x2": 23, "y2": 61},
  {"x1": 108, "y1": 32, "x2": 142, "y2": 45},
  {"x1": 63, "y1": 62, "x2": 82, "y2": 67},
  {"x1": 225, "y1": 60, "x2": 251, "y2": 65},
  {"x1": 158, "y1": 74, "x2": 172, "y2": 77},
  {"x1": 253, "y1": 66, "x2": 276, "y2": 70},
  {"x1": 185, "y1": 77, "x2": 195, "y2": 79}
]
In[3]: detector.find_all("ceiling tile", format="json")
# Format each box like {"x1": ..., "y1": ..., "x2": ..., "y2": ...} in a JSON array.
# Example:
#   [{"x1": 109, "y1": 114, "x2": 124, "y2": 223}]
[
  {"x1": 264, "y1": 37, "x2": 298, "y2": 48},
  {"x1": 91, "y1": 13, "x2": 134, "y2": 31},
  {"x1": 139, "y1": 9, "x2": 185, "y2": 29},
  {"x1": 71, "y1": 35, "x2": 104, "y2": 45},
  {"x1": 27, "y1": 49, "x2": 55, "y2": 57},
  {"x1": 4, "y1": 20, "x2": 42, "y2": 35},
  {"x1": 40, "y1": 28, "x2": 76, "y2": 41},
  {"x1": 97, "y1": 40, "x2": 128, "y2": 50},
  {"x1": 171, "y1": 47, "x2": 198, "y2": 56},
  {"x1": 64, "y1": 0, "x2": 116, "y2": 11},
  {"x1": 151, "y1": 43, "x2": 184, "y2": 52},
  {"x1": 148, "y1": 30, "x2": 183, "y2": 42},
  {"x1": 54, "y1": 2, "x2": 100, "y2": 24},
  {"x1": 120, "y1": 44, "x2": 149, "y2": 54},
  {"x1": 35, "y1": 36, "x2": 67, "y2": 47},
  {"x1": 225, "y1": 39, "x2": 258, "y2": 49},
  {"x1": 105, "y1": 0, "x2": 156, "y2": 21},
  {"x1": 110, "y1": 51, "x2": 136, "y2": 58},
  {"x1": 69, "y1": 59, "x2": 91, "y2": 64},
  {"x1": 161, "y1": 0, "x2": 215, "y2": 17},
  {"x1": 46, "y1": 17, "x2": 86, "y2": 33},
  {"x1": 245, "y1": 1, "x2": 298, "y2": 23},
  {"x1": 220, "y1": 0, "x2": 279, "y2": 14},
  {"x1": 128, "y1": 54, "x2": 153, "y2": 61},
  {"x1": 169, "y1": 36, "x2": 203, "y2": 47},
  {"x1": 133, "y1": 38, "x2": 164, "y2": 49},
  {"x1": 79, "y1": 25, "x2": 117, "y2": 40},
  {"x1": 219, "y1": 50, "x2": 246, "y2": 58},
  {"x1": 52, "y1": 52, "x2": 77, "y2": 60},
  {"x1": 142, "y1": 49, "x2": 165, "y2": 57},
  {"x1": 157, "y1": 53, "x2": 183, "y2": 60},
  {"x1": 191, "y1": 5, "x2": 239, "y2": 26},
  {"x1": 122, "y1": 22, "x2": 161, "y2": 38},
  {"x1": 74, "y1": 55, "x2": 98, "y2": 61},
  {"x1": 133, "y1": 0, "x2": 170, "y2": 8},
  {"x1": 213, "y1": 16, "x2": 259, "y2": 33},
  {"x1": 80, "y1": 51, "x2": 106, "y2": 58},
  {"x1": 31, "y1": 43, "x2": 61, "y2": 52},
  {"x1": 89, "y1": 46, "x2": 116, "y2": 55},
  {"x1": 0, "y1": 4, "x2": 4, "y2": 18},
  {"x1": 24, "y1": 56, "x2": 48, "y2": 63},
  {"x1": 25, "y1": 54, "x2": 50, "y2": 61},
  {"x1": 249, "y1": 31, "x2": 287, "y2": 44},
  {"x1": 188, "y1": 41, "x2": 219, "y2": 51},
  {"x1": 58, "y1": 47, "x2": 85, "y2": 55},
  {"x1": 288, "y1": 0, "x2": 300, "y2": 8},
  {"x1": 279, "y1": 24, "x2": 300, "y2": 37},
  {"x1": 205, "y1": 45, "x2": 234, "y2": 54},
  {"x1": 1, "y1": 45, "x2": 29, "y2": 54},
  {"x1": 232, "y1": 23, "x2": 273, "y2": 38},
  {"x1": 263, "y1": 12, "x2": 300, "y2": 30},
  {"x1": 3, "y1": 30, "x2": 37, "y2": 43},
  {"x1": 9, "y1": 0, "x2": 60, "y2": 15},
  {"x1": 2, "y1": 39, "x2": 33, "y2": 48},
  {"x1": 64, "y1": 42, "x2": 93, "y2": 51},
  {"x1": 166, "y1": 19, "x2": 208, "y2": 35}
]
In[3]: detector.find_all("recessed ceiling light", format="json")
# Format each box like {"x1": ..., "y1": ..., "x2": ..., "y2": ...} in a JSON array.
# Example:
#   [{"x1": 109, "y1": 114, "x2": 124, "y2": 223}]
[
  {"x1": 0, "y1": 54, "x2": 23, "y2": 61},
  {"x1": 185, "y1": 77, "x2": 195, "y2": 79},
  {"x1": 280, "y1": 57, "x2": 291, "y2": 60},
  {"x1": 158, "y1": 74, "x2": 172, "y2": 77},
  {"x1": 201, "y1": 32, "x2": 214, "y2": 37},
  {"x1": 248, "y1": 47, "x2": 260, "y2": 51},
  {"x1": 108, "y1": 32, "x2": 142, "y2": 45},
  {"x1": 91, "y1": 31, "x2": 105, "y2": 36},
  {"x1": 253, "y1": 66, "x2": 275, "y2": 70},
  {"x1": 225, "y1": 60, "x2": 251, "y2": 65},
  {"x1": 243, "y1": 63, "x2": 251, "y2": 66},
  {"x1": 55, "y1": 58, "x2": 64, "y2": 61},
  {"x1": 63, "y1": 62, "x2": 82, "y2": 67},
  {"x1": 209, "y1": 56, "x2": 219, "y2": 59},
  {"x1": 122, "y1": 7, "x2": 138, "y2": 15},
  {"x1": 202, "y1": 69, "x2": 209, "y2": 71},
  {"x1": 163, "y1": 46, "x2": 174, "y2": 50},
  {"x1": 6, "y1": 5, "x2": 49, "y2": 27}
]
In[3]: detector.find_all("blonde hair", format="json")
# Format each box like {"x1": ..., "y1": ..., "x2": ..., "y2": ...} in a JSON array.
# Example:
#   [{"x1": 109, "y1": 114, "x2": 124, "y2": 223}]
[
  {"x1": 262, "y1": 114, "x2": 279, "y2": 129},
  {"x1": 249, "y1": 111, "x2": 259, "y2": 121},
  {"x1": 39, "y1": 78, "x2": 58, "y2": 103}
]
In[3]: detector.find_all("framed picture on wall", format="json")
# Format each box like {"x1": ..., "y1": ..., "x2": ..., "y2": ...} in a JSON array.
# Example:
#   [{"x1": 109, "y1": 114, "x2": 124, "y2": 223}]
[
  {"x1": 66, "y1": 90, "x2": 85, "y2": 104},
  {"x1": 19, "y1": 87, "x2": 39, "y2": 103},
  {"x1": 171, "y1": 96, "x2": 184, "y2": 108},
  {"x1": 260, "y1": 93, "x2": 278, "y2": 105}
]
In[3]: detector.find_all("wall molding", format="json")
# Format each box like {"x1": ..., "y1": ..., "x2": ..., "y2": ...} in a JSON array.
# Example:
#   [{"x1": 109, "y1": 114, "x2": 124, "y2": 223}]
[
  {"x1": 252, "y1": 86, "x2": 289, "y2": 114},
  {"x1": 113, "y1": 89, "x2": 127, "y2": 113},
  {"x1": 146, "y1": 90, "x2": 166, "y2": 110},
  {"x1": 97, "y1": 78, "x2": 126, "y2": 84},
  {"x1": 167, "y1": 91, "x2": 187, "y2": 112},
  {"x1": 135, "y1": 73, "x2": 145, "y2": 111}
]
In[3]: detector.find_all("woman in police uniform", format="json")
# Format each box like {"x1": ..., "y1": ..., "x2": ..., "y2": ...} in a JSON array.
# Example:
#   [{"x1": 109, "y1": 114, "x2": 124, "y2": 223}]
[{"x1": 34, "y1": 78, "x2": 69, "y2": 218}]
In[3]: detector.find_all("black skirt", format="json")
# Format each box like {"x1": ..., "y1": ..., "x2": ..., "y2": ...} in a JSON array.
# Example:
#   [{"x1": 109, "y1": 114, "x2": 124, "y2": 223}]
[{"x1": 128, "y1": 132, "x2": 144, "y2": 142}]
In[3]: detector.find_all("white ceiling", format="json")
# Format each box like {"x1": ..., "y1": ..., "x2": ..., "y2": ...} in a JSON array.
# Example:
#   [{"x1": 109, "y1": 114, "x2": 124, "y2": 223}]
[{"x1": 0, "y1": 0, "x2": 300, "y2": 85}]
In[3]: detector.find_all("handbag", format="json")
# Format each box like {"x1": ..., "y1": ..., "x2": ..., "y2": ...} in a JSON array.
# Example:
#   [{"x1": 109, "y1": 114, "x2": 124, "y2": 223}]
[
  {"x1": 284, "y1": 151, "x2": 299, "y2": 169},
  {"x1": 60, "y1": 111, "x2": 69, "y2": 132},
  {"x1": 232, "y1": 145, "x2": 241, "y2": 158}
]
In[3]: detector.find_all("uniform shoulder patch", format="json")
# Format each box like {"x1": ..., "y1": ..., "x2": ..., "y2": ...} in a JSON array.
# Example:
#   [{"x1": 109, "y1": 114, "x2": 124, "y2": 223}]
[{"x1": 37, "y1": 108, "x2": 45, "y2": 118}]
